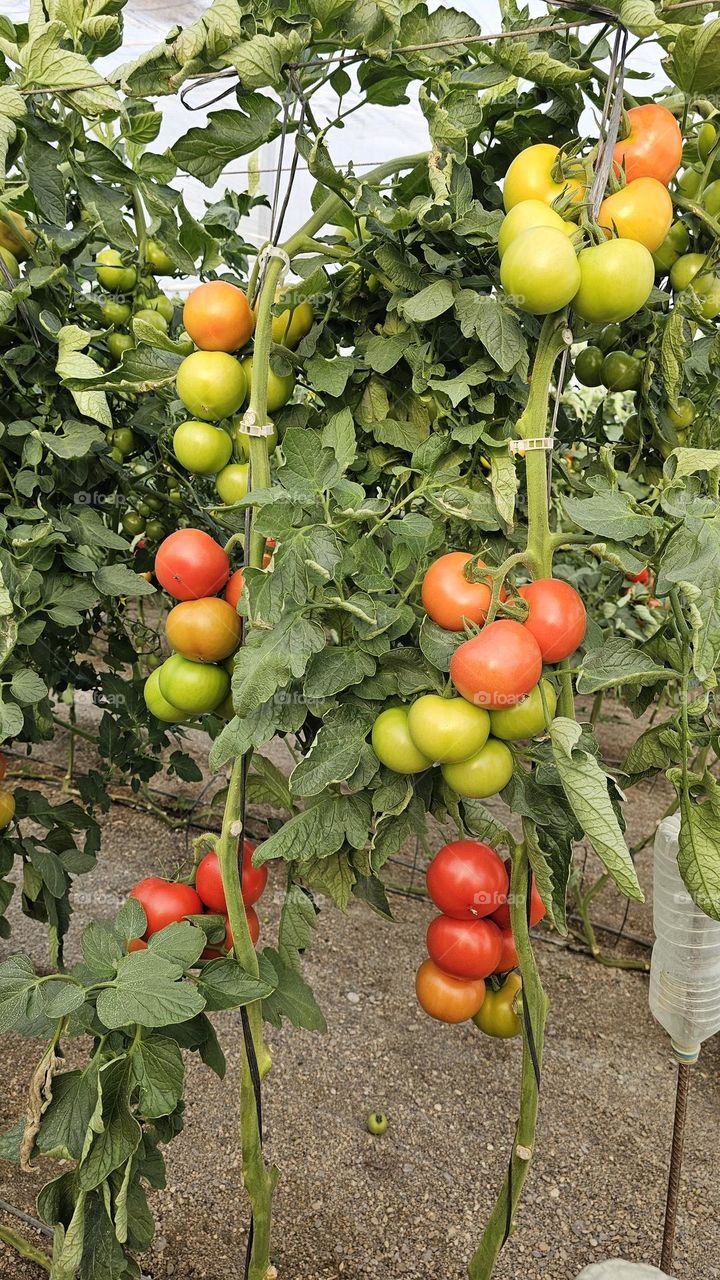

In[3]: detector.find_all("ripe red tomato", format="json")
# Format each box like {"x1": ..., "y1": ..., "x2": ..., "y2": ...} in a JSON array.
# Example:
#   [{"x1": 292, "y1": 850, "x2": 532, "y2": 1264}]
[
  {"x1": 491, "y1": 862, "x2": 546, "y2": 931},
  {"x1": 626, "y1": 567, "x2": 650, "y2": 584},
  {"x1": 130, "y1": 877, "x2": 203, "y2": 938},
  {"x1": 426, "y1": 840, "x2": 509, "y2": 920},
  {"x1": 183, "y1": 281, "x2": 254, "y2": 353},
  {"x1": 518, "y1": 578, "x2": 586, "y2": 663},
  {"x1": 225, "y1": 569, "x2": 245, "y2": 610},
  {"x1": 195, "y1": 843, "x2": 268, "y2": 913},
  {"x1": 202, "y1": 907, "x2": 260, "y2": 958},
  {"x1": 155, "y1": 528, "x2": 230, "y2": 601},
  {"x1": 421, "y1": 552, "x2": 502, "y2": 631},
  {"x1": 613, "y1": 104, "x2": 682, "y2": 185},
  {"x1": 127, "y1": 938, "x2": 148, "y2": 952},
  {"x1": 165, "y1": 597, "x2": 241, "y2": 662},
  {"x1": 450, "y1": 619, "x2": 543, "y2": 708},
  {"x1": 496, "y1": 927, "x2": 519, "y2": 973},
  {"x1": 426, "y1": 914, "x2": 502, "y2": 980},
  {"x1": 415, "y1": 958, "x2": 486, "y2": 1023}
]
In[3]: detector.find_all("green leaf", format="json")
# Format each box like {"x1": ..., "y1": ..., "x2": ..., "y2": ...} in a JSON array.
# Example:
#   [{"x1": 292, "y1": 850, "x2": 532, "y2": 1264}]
[
  {"x1": 398, "y1": 278, "x2": 455, "y2": 323},
  {"x1": 577, "y1": 637, "x2": 669, "y2": 693},
  {"x1": 664, "y1": 18, "x2": 720, "y2": 95},
  {"x1": 321, "y1": 407, "x2": 356, "y2": 471},
  {"x1": 20, "y1": 22, "x2": 120, "y2": 117},
  {"x1": 93, "y1": 565, "x2": 157, "y2": 598},
  {"x1": 305, "y1": 353, "x2": 355, "y2": 396},
  {"x1": 95, "y1": 952, "x2": 205, "y2": 1030},
  {"x1": 679, "y1": 788, "x2": 720, "y2": 921},
  {"x1": 661, "y1": 307, "x2": 686, "y2": 410},
  {"x1": 304, "y1": 645, "x2": 376, "y2": 699},
  {"x1": 551, "y1": 719, "x2": 643, "y2": 902},
  {"x1": 277, "y1": 889, "x2": 318, "y2": 970},
  {"x1": 231, "y1": 613, "x2": 326, "y2": 717},
  {"x1": 455, "y1": 292, "x2": 527, "y2": 373},
  {"x1": 37, "y1": 1061, "x2": 101, "y2": 1160},
  {"x1": 260, "y1": 949, "x2": 327, "y2": 1031},
  {"x1": 480, "y1": 37, "x2": 592, "y2": 88},
  {"x1": 225, "y1": 28, "x2": 308, "y2": 90},
  {"x1": 0, "y1": 955, "x2": 37, "y2": 1031},
  {"x1": 563, "y1": 489, "x2": 657, "y2": 541},
  {"x1": 290, "y1": 705, "x2": 376, "y2": 797},
  {"x1": 172, "y1": 96, "x2": 281, "y2": 186},
  {"x1": 255, "y1": 793, "x2": 372, "y2": 864},
  {"x1": 195, "y1": 958, "x2": 273, "y2": 1012},
  {"x1": 78, "y1": 1058, "x2": 141, "y2": 1190},
  {"x1": 131, "y1": 1036, "x2": 185, "y2": 1119}
]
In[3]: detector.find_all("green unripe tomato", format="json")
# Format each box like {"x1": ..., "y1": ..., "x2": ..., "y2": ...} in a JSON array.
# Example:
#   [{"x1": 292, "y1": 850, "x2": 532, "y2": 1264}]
[
  {"x1": 173, "y1": 421, "x2": 233, "y2": 475},
  {"x1": 473, "y1": 973, "x2": 523, "y2": 1039},
  {"x1": 240, "y1": 355, "x2": 295, "y2": 413},
  {"x1": 122, "y1": 510, "x2": 146, "y2": 536},
  {"x1": 215, "y1": 462, "x2": 250, "y2": 505},
  {"x1": 371, "y1": 707, "x2": 432, "y2": 775},
  {"x1": 676, "y1": 168, "x2": 702, "y2": 198},
  {"x1": 406, "y1": 695, "x2": 490, "y2": 764},
  {"x1": 596, "y1": 323, "x2": 623, "y2": 354},
  {"x1": 574, "y1": 345, "x2": 604, "y2": 387},
  {"x1": 497, "y1": 199, "x2": 574, "y2": 258},
  {"x1": 0, "y1": 246, "x2": 20, "y2": 280},
  {"x1": 143, "y1": 667, "x2": 189, "y2": 724},
  {"x1": 109, "y1": 447, "x2": 124, "y2": 463},
  {"x1": 667, "y1": 397, "x2": 695, "y2": 429},
  {"x1": 107, "y1": 332, "x2": 134, "y2": 361},
  {"x1": 145, "y1": 518, "x2": 165, "y2": 541},
  {"x1": 702, "y1": 178, "x2": 720, "y2": 217},
  {"x1": 111, "y1": 428, "x2": 135, "y2": 456},
  {"x1": 652, "y1": 221, "x2": 691, "y2": 275},
  {"x1": 367, "y1": 1112, "x2": 389, "y2": 1136},
  {"x1": 499, "y1": 226, "x2": 581, "y2": 315},
  {"x1": 146, "y1": 239, "x2": 176, "y2": 274},
  {"x1": 136, "y1": 500, "x2": 151, "y2": 518},
  {"x1": 698, "y1": 122, "x2": 717, "y2": 163},
  {"x1": 623, "y1": 413, "x2": 642, "y2": 443},
  {"x1": 602, "y1": 351, "x2": 642, "y2": 392},
  {"x1": 157, "y1": 653, "x2": 230, "y2": 714},
  {"x1": 96, "y1": 247, "x2": 137, "y2": 293},
  {"x1": 176, "y1": 351, "x2": 247, "y2": 422},
  {"x1": 102, "y1": 299, "x2": 132, "y2": 327},
  {"x1": 441, "y1": 738, "x2": 514, "y2": 799},
  {"x1": 670, "y1": 253, "x2": 720, "y2": 317},
  {"x1": 134, "y1": 308, "x2": 168, "y2": 333},
  {"x1": 489, "y1": 680, "x2": 557, "y2": 742}
]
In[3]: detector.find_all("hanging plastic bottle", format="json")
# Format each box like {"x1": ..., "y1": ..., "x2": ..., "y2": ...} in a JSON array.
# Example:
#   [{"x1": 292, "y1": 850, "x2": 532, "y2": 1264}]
[{"x1": 649, "y1": 813, "x2": 720, "y2": 1063}]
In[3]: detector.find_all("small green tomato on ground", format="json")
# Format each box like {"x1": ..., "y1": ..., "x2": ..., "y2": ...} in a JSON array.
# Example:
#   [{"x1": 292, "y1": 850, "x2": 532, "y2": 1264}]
[{"x1": 367, "y1": 1112, "x2": 389, "y2": 1136}]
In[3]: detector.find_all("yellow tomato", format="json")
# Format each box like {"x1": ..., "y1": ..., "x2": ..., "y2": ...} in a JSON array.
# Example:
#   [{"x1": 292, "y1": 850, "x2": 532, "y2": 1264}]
[
  {"x1": 503, "y1": 144, "x2": 586, "y2": 213},
  {"x1": 0, "y1": 788, "x2": 15, "y2": 829}
]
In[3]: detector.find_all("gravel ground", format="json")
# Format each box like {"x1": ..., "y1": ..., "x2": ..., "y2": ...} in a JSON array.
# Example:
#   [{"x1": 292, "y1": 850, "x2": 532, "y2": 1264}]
[{"x1": 1, "y1": 701, "x2": 718, "y2": 1280}]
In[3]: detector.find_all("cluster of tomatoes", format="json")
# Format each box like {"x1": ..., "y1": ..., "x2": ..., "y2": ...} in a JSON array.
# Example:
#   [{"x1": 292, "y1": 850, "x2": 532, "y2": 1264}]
[
  {"x1": 0, "y1": 752, "x2": 14, "y2": 834},
  {"x1": 144, "y1": 526, "x2": 246, "y2": 725},
  {"x1": 499, "y1": 105, "x2": 682, "y2": 326},
  {"x1": 171, "y1": 280, "x2": 311, "y2": 506},
  {"x1": 371, "y1": 553, "x2": 586, "y2": 800},
  {"x1": 128, "y1": 839, "x2": 267, "y2": 958},
  {"x1": 415, "y1": 839, "x2": 545, "y2": 1035},
  {"x1": 96, "y1": 241, "x2": 180, "y2": 365},
  {"x1": 574, "y1": 322, "x2": 646, "y2": 393},
  {"x1": 0, "y1": 209, "x2": 34, "y2": 289}
]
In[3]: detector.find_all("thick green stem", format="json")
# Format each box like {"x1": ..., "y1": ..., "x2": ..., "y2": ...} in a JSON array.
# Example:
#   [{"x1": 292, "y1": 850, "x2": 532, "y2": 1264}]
[
  {"x1": 247, "y1": 254, "x2": 282, "y2": 564},
  {"x1": 217, "y1": 758, "x2": 276, "y2": 1280},
  {"x1": 519, "y1": 317, "x2": 569, "y2": 578},
  {"x1": 468, "y1": 839, "x2": 549, "y2": 1280},
  {"x1": 282, "y1": 152, "x2": 428, "y2": 259}
]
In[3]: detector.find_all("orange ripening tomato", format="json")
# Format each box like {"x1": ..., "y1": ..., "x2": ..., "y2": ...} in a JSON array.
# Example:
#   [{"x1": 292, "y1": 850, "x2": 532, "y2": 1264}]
[
  {"x1": 183, "y1": 281, "x2": 254, "y2": 353},
  {"x1": 415, "y1": 959, "x2": 486, "y2": 1023},
  {"x1": 166, "y1": 596, "x2": 241, "y2": 663},
  {"x1": 598, "y1": 177, "x2": 673, "y2": 253},
  {"x1": 450, "y1": 619, "x2": 543, "y2": 709},
  {"x1": 421, "y1": 552, "x2": 504, "y2": 632},
  {"x1": 612, "y1": 105, "x2": 682, "y2": 186}
]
